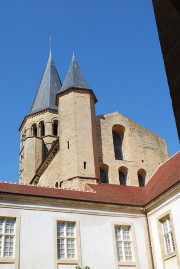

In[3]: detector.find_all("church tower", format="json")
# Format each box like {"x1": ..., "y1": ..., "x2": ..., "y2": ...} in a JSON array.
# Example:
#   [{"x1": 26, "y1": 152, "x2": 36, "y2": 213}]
[
  {"x1": 19, "y1": 50, "x2": 62, "y2": 184},
  {"x1": 56, "y1": 55, "x2": 99, "y2": 189},
  {"x1": 19, "y1": 50, "x2": 169, "y2": 189}
]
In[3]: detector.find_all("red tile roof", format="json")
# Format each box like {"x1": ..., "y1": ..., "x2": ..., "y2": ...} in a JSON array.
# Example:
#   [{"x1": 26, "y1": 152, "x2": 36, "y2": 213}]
[
  {"x1": 87, "y1": 184, "x2": 146, "y2": 206},
  {"x1": 0, "y1": 152, "x2": 179, "y2": 207},
  {"x1": 146, "y1": 152, "x2": 180, "y2": 202},
  {"x1": 0, "y1": 182, "x2": 146, "y2": 206}
]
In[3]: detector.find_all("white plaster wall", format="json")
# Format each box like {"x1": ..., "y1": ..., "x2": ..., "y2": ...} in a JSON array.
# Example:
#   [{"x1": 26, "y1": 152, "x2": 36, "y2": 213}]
[
  {"x1": 170, "y1": 196, "x2": 180, "y2": 258},
  {"x1": 0, "y1": 201, "x2": 151, "y2": 269},
  {"x1": 79, "y1": 214, "x2": 149, "y2": 269},
  {"x1": 165, "y1": 256, "x2": 178, "y2": 269},
  {"x1": 118, "y1": 266, "x2": 137, "y2": 269},
  {"x1": 131, "y1": 217, "x2": 149, "y2": 269},
  {"x1": 148, "y1": 212, "x2": 163, "y2": 269},
  {"x1": 20, "y1": 210, "x2": 55, "y2": 269},
  {"x1": 148, "y1": 193, "x2": 180, "y2": 269},
  {"x1": 0, "y1": 265, "x2": 15, "y2": 269},
  {"x1": 57, "y1": 265, "x2": 75, "y2": 269},
  {"x1": 79, "y1": 213, "x2": 116, "y2": 269}
]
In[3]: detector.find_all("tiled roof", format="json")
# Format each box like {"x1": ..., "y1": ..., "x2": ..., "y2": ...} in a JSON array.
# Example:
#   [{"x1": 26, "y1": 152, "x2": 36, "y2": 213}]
[
  {"x1": 0, "y1": 182, "x2": 145, "y2": 206},
  {"x1": 0, "y1": 152, "x2": 179, "y2": 207},
  {"x1": 146, "y1": 152, "x2": 180, "y2": 202},
  {"x1": 88, "y1": 151, "x2": 180, "y2": 205},
  {"x1": 87, "y1": 184, "x2": 146, "y2": 206},
  {"x1": 30, "y1": 51, "x2": 62, "y2": 114}
]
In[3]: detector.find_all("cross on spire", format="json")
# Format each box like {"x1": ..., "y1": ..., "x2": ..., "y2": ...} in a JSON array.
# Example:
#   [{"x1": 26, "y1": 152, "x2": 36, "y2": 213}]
[{"x1": 49, "y1": 36, "x2": 52, "y2": 57}]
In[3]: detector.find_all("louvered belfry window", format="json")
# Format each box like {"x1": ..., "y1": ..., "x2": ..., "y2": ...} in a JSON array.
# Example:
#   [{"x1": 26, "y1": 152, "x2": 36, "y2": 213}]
[
  {"x1": 39, "y1": 121, "x2": 45, "y2": 137},
  {"x1": 52, "y1": 120, "x2": 58, "y2": 136},
  {"x1": 32, "y1": 124, "x2": 37, "y2": 137}
]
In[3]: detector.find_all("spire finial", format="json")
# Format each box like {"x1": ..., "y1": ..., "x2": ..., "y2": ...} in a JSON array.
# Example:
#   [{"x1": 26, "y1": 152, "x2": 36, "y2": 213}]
[
  {"x1": 72, "y1": 52, "x2": 75, "y2": 60},
  {"x1": 49, "y1": 36, "x2": 52, "y2": 58}
]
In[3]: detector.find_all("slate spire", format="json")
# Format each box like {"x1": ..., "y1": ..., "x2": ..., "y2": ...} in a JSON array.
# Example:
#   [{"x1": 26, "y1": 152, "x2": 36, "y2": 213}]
[
  {"x1": 30, "y1": 50, "x2": 62, "y2": 114},
  {"x1": 60, "y1": 54, "x2": 89, "y2": 93}
]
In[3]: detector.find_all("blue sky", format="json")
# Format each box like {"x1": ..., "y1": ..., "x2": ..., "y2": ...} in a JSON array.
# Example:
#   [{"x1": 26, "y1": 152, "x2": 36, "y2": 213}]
[{"x1": 0, "y1": 0, "x2": 179, "y2": 182}]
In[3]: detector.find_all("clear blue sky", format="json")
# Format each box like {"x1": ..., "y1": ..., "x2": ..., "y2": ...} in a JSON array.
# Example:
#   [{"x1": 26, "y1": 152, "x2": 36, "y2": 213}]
[{"x1": 0, "y1": 0, "x2": 179, "y2": 182}]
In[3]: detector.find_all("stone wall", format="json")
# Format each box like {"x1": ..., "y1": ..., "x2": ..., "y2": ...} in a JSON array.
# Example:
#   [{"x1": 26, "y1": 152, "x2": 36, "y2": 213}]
[
  {"x1": 38, "y1": 150, "x2": 61, "y2": 187},
  {"x1": 20, "y1": 137, "x2": 43, "y2": 184},
  {"x1": 97, "y1": 112, "x2": 169, "y2": 186},
  {"x1": 19, "y1": 110, "x2": 59, "y2": 183},
  {"x1": 58, "y1": 90, "x2": 98, "y2": 182},
  {"x1": 20, "y1": 93, "x2": 170, "y2": 188}
]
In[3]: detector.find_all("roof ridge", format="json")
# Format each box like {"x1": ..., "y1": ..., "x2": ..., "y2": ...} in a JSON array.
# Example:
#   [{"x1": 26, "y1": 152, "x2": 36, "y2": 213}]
[
  {"x1": 0, "y1": 181, "x2": 96, "y2": 193},
  {"x1": 147, "y1": 151, "x2": 180, "y2": 185}
]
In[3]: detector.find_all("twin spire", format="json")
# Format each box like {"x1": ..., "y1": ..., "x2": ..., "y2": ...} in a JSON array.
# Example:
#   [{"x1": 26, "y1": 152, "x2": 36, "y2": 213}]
[
  {"x1": 60, "y1": 54, "x2": 89, "y2": 93},
  {"x1": 30, "y1": 51, "x2": 89, "y2": 114}
]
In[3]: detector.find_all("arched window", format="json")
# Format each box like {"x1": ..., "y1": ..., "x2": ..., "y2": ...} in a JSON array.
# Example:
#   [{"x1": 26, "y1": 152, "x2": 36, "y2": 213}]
[
  {"x1": 119, "y1": 166, "x2": 127, "y2": 185},
  {"x1": 39, "y1": 121, "x2": 45, "y2": 137},
  {"x1": 52, "y1": 120, "x2": 58, "y2": 136},
  {"x1": 137, "y1": 169, "x2": 146, "y2": 187},
  {"x1": 100, "y1": 165, "x2": 109, "y2": 183},
  {"x1": 119, "y1": 172, "x2": 126, "y2": 185},
  {"x1": 32, "y1": 124, "x2": 37, "y2": 137},
  {"x1": 112, "y1": 125, "x2": 124, "y2": 160}
]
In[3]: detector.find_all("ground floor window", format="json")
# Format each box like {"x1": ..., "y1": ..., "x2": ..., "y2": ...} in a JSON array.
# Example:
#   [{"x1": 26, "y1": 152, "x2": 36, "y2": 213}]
[
  {"x1": 161, "y1": 215, "x2": 175, "y2": 255},
  {"x1": 115, "y1": 225, "x2": 133, "y2": 261},
  {"x1": 0, "y1": 217, "x2": 16, "y2": 258},
  {"x1": 57, "y1": 221, "x2": 76, "y2": 260}
]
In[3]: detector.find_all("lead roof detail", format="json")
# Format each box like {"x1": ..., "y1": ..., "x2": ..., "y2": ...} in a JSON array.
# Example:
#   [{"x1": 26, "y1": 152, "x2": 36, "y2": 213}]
[
  {"x1": 30, "y1": 51, "x2": 62, "y2": 114},
  {"x1": 59, "y1": 54, "x2": 89, "y2": 93}
]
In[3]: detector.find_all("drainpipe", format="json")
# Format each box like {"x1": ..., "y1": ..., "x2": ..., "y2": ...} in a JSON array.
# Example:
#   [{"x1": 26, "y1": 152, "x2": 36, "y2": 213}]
[{"x1": 145, "y1": 211, "x2": 155, "y2": 269}]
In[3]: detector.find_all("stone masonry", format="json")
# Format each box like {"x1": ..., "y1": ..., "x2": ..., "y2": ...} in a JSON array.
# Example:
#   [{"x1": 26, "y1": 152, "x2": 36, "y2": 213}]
[{"x1": 19, "y1": 53, "x2": 170, "y2": 189}]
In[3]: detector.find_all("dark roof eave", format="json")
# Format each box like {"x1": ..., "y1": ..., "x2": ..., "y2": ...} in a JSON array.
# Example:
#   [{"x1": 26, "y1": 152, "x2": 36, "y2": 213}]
[
  {"x1": 0, "y1": 190, "x2": 145, "y2": 208},
  {"x1": 56, "y1": 87, "x2": 98, "y2": 105},
  {"x1": 0, "y1": 180, "x2": 179, "y2": 208},
  {"x1": 144, "y1": 180, "x2": 180, "y2": 208},
  {"x1": 19, "y1": 108, "x2": 58, "y2": 131}
]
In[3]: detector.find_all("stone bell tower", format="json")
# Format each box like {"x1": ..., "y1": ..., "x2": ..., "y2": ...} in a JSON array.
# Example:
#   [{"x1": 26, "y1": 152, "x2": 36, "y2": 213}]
[
  {"x1": 19, "y1": 50, "x2": 62, "y2": 184},
  {"x1": 56, "y1": 55, "x2": 99, "y2": 189}
]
